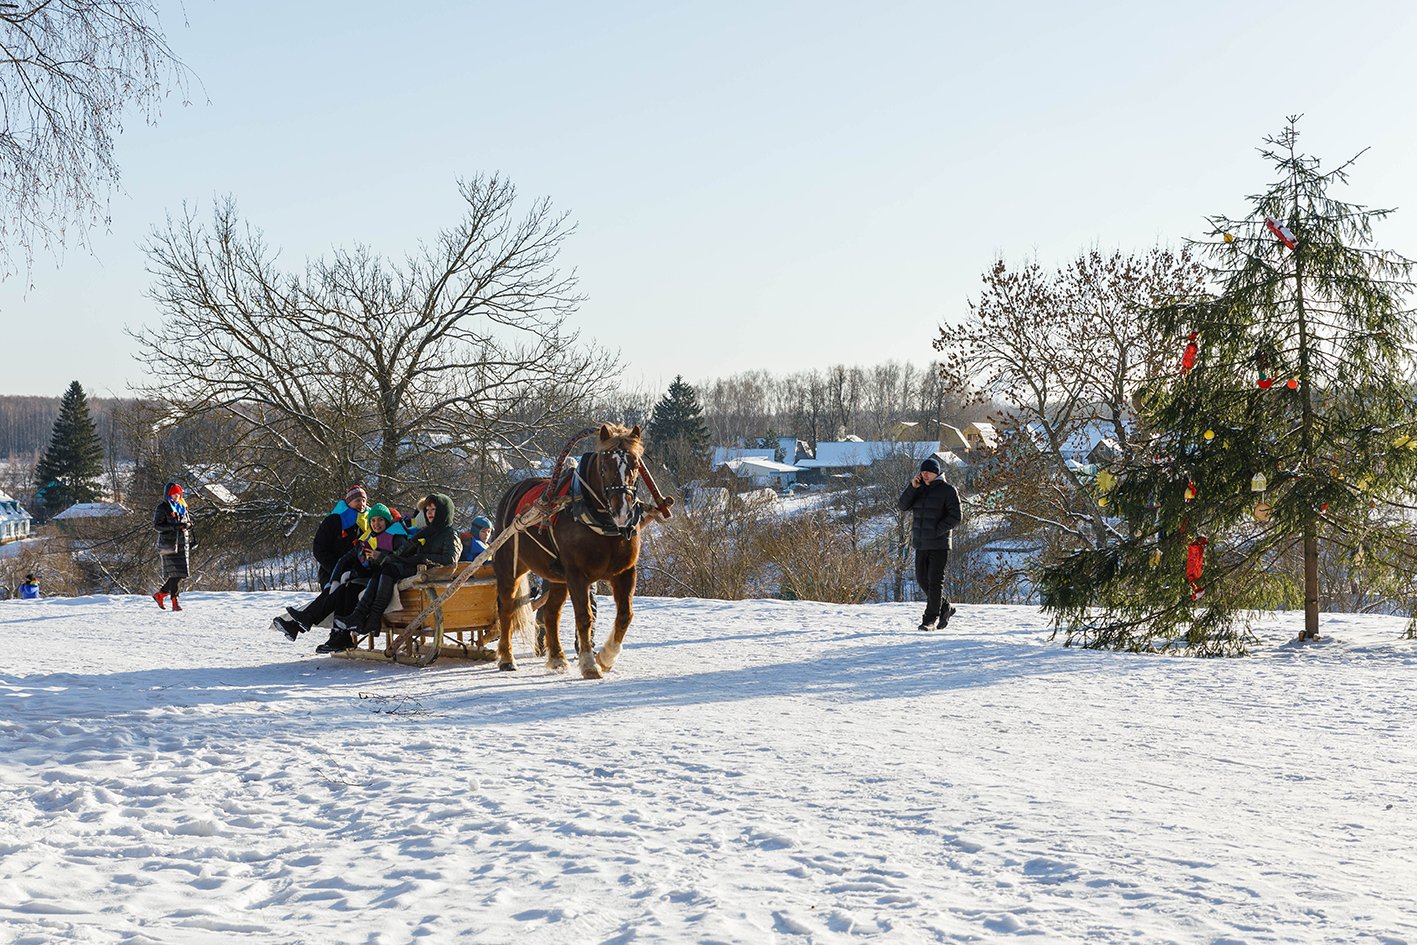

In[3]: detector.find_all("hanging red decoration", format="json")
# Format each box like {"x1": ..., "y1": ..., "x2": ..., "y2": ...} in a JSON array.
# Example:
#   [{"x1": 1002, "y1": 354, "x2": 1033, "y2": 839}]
[
  {"x1": 1258, "y1": 376, "x2": 1274, "y2": 390},
  {"x1": 1180, "y1": 332, "x2": 1198, "y2": 375},
  {"x1": 1186, "y1": 537, "x2": 1208, "y2": 601},
  {"x1": 1184, "y1": 480, "x2": 1197, "y2": 503},
  {"x1": 1286, "y1": 377, "x2": 1299, "y2": 390},
  {"x1": 1265, "y1": 216, "x2": 1298, "y2": 250}
]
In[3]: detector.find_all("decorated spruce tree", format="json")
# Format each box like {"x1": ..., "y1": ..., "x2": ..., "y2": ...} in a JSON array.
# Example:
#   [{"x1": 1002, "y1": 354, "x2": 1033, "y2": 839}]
[
  {"x1": 1041, "y1": 118, "x2": 1417, "y2": 653},
  {"x1": 34, "y1": 380, "x2": 106, "y2": 515}
]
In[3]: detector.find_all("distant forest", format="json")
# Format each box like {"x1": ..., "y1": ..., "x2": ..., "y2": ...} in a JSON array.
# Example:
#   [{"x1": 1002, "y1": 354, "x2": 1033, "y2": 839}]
[{"x1": 0, "y1": 394, "x2": 139, "y2": 464}]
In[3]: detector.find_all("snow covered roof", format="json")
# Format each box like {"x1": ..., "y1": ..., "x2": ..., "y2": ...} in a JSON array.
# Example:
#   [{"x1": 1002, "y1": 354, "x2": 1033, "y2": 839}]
[
  {"x1": 53, "y1": 502, "x2": 127, "y2": 520},
  {"x1": 796, "y1": 441, "x2": 938, "y2": 469},
  {"x1": 711, "y1": 447, "x2": 774, "y2": 469},
  {"x1": 733, "y1": 457, "x2": 800, "y2": 475}
]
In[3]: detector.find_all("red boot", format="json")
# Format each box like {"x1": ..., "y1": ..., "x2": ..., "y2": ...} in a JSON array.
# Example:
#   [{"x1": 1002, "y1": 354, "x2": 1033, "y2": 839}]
[
  {"x1": 171, "y1": 595, "x2": 183, "y2": 612},
  {"x1": 153, "y1": 592, "x2": 168, "y2": 610}
]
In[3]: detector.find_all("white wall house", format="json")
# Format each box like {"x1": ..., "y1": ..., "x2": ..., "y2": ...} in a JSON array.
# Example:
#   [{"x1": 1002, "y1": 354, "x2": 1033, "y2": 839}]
[
  {"x1": 0, "y1": 491, "x2": 32, "y2": 543},
  {"x1": 722, "y1": 457, "x2": 799, "y2": 492}
]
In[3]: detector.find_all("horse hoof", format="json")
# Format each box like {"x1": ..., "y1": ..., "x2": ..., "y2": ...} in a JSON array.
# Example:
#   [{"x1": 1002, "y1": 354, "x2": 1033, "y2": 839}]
[
  {"x1": 498, "y1": 662, "x2": 517, "y2": 672},
  {"x1": 546, "y1": 655, "x2": 568, "y2": 673},
  {"x1": 580, "y1": 665, "x2": 604, "y2": 680}
]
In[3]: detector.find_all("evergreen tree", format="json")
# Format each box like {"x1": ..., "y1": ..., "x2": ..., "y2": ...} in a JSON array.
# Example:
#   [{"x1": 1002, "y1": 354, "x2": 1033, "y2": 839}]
[
  {"x1": 647, "y1": 375, "x2": 711, "y2": 481},
  {"x1": 34, "y1": 380, "x2": 106, "y2": 514},
  {"x1": 1041, "y1": 118, "x2": 1417, "y2": 654}
]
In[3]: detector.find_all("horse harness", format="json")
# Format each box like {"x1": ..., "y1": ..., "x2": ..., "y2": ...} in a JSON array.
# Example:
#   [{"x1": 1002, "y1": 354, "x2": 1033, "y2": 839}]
[{"x1": 517, "y1": 449, "x2": 646, "y2": 565}]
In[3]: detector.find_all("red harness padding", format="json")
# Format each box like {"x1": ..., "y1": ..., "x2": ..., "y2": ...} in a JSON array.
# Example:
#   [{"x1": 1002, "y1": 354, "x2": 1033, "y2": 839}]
[{"x1": 514, "y1": 476, "x2": 575, "y2": 524}]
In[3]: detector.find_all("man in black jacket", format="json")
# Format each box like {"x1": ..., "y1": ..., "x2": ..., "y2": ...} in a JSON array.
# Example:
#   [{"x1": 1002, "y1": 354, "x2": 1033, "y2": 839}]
[
  {"x1": 312, "y1": 486, "x2": 368, "y2": 586},
  {"x1": 897, "y1": 457, "x2": 963, "y2": 631}
]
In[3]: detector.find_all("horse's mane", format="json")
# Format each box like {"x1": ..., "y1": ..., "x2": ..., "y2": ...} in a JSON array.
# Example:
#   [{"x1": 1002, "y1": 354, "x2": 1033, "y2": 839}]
[{"x1": 595, "y1": 423, "x2": 644, "y2": 460}]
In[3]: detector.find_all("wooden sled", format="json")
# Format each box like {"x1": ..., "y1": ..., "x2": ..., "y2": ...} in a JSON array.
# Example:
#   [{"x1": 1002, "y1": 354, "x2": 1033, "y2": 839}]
[{"x1": 333, "y1": 561, "x2": 500, "y2": 665}]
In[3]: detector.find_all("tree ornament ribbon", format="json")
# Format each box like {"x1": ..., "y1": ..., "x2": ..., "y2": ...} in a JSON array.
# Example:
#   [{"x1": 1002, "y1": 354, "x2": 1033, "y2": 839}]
[
  {"x1": 1264, "y1": 216, "x2": 1297, "y2": 250},
  {"x1": 1180, "y1": 331, "x2": 1199, "y2": 375}
]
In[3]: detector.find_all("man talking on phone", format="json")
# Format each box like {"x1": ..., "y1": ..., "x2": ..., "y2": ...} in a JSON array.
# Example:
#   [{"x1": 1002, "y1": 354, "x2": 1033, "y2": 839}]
[{"x1": 898, "y1": 456, "x2": 963, "y2": 631}]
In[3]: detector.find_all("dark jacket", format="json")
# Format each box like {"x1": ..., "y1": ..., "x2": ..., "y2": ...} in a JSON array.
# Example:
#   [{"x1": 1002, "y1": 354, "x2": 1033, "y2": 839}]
[
  {"x1": 394, "y1": 493, "x2": 461, "y2": 568},
  {"x1": 898, "y1": 477, "x2": 962, "y2": 551},
  {"x1": 313, "y1": 503, "x2": 365, "y2": 585},
  {"x1": 153, "y1": 498, "x2": 193, "y2": 579}
]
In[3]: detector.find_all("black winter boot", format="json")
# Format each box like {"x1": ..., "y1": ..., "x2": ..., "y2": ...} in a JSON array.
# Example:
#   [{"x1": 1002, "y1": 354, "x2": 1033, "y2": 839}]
[
  {"x1": 272, "y1": 616, "x2": 305, "y2": 641},
  {"x1": 360, "y1": 575, "x2": 396, "y2": 634},
  {"x1": 315, "y1": 628, "x2": 354, "y2": 654}
]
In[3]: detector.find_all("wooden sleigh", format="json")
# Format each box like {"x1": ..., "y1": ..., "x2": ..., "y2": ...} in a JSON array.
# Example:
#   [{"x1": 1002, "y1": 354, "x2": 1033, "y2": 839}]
[{"x1": 333, "y1": 560, "x2": 501, "y2": 665}]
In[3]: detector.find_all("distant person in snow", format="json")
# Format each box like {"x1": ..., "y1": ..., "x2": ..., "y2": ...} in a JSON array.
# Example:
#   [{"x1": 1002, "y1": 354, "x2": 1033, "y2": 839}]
[
  {"x1": 153, "y1": 481, "x2": 193, "y2": 611},
  {"x1": 18, "y1": 574, "x2": 40, "y2": 599},
  {"x1": 898, "y1": 457, "x2": 962, "y2": 631},
  {"x1": 313, "y1": 486, "x2": 369, "y2": 587}
]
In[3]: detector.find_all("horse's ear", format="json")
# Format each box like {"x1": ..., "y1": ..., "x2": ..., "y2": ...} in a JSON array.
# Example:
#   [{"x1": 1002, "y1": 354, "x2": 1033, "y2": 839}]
[
  {"x1": 599, "y1": 424, "x2": 612, "y2": 442},
  {"x1": 630, "y1": 424, "x2": 642, "y2": 439}
]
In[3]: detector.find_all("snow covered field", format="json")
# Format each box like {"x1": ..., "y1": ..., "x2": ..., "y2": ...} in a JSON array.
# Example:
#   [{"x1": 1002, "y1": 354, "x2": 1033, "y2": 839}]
[{"x1": 1, "y1": 593, "x2": 1413, "y2": 944}]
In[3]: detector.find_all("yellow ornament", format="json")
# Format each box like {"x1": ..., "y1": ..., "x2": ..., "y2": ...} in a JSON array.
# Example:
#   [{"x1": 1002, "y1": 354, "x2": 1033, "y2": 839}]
[
  {"x1": 1250, "y1": 472, "x2": 1267, "y2": 492},
  {"x1": 1098, "y1": 496, "x2": 1109, "y2": 507},
  {"x1": 1253, "y1": 501, "x2": 1274, "y2": 522},
  {"x1": 1096, "y1": 469, "x2": 1116, "y2": 493},
  {"x1": 1149, "y1": 548, "x2": 1162, "y2": 569},
  {"x1": 1203, "y1": 429, "x2": 1215, "y2": 441},
  {"x1": 1223, "y1": 233, "x2": 1235, "y2": 243}
]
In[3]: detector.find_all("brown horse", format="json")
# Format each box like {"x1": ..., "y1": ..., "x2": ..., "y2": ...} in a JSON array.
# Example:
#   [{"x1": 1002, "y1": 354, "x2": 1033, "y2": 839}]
[{"x1": 492, "y1": 424, "x2": 646, "y2": 679}]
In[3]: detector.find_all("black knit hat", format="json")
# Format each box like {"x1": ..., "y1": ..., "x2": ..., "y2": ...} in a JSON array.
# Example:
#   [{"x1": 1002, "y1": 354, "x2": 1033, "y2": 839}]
[{"x1": 920, "y1": 457, "x2": 941, "y2": 475}]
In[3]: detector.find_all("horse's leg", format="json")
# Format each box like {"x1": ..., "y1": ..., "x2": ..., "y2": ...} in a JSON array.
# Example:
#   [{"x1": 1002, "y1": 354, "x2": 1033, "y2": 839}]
[
  {"x1": 494, "y1": 565, "x2": 525, "y2": 672},
  {"x1": 596, "y1": 567, "x2": 636, "y2": 673},
  {"x1": 542, "y1": 583, "x2": 570, "y2": 673},
  {"x1": 566, "y1": 574, "x2": 601, "y2": 680}
]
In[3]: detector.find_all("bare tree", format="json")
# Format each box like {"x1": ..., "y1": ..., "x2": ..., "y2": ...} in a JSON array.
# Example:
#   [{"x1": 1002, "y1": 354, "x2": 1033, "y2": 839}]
[
  {"x1": 132, "y1": 176, "x2": 616, "y2": 512},
  {"x1": 937, "y1": 249, "x2": 1206, "y2": 555},
  {"x1": 1, "y1": 0, "x2": 188, "y2": 275}
]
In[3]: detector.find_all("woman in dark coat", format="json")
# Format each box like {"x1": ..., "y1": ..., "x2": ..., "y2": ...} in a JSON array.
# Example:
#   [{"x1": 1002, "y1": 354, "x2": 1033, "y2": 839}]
[{"x1": 153, "y1": 481, "x2": 193, "y2": 610}]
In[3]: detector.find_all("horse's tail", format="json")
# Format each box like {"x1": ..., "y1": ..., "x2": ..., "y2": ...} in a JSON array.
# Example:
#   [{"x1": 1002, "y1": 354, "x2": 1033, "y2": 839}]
[{"x1": 500, "y1": 571, "x2": 536, "y2": 646}]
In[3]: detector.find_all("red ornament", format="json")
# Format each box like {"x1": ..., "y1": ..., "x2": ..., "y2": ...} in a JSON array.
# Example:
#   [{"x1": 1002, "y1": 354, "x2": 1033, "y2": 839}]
[
  {"x1": 1186, "y1": 536, "x2": 1209, "y2": 600},
  {"x1": 1183, "y1": 480, "x2": 1197, "y2": 503},
  {"x1": 1180, "y1": 331, "x2": 1198, "y2": 375},
  {"x1": 1286, "y1": 378, "x2": 1299, "y2": 390},
  {"x1": 1258, "y1": 378, "x2": 1274, "y2": 390}
]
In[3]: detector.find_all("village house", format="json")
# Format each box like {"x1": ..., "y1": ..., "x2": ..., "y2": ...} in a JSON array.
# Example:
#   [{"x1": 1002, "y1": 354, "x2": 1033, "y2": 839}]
[{"x1": 0, "y1": 491, "x2": 32, "y2": 543}]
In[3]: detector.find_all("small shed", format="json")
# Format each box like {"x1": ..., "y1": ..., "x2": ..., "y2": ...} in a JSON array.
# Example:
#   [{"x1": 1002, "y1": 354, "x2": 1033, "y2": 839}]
[{"x1": 724, "y1": 457, "x2": 799, "y2": 492}]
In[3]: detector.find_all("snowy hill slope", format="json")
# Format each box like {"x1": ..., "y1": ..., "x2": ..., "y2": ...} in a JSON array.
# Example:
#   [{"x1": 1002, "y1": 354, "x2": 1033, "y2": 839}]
[{"x1": 1, "y1": 593, "x2": 1414, "y2": 944}]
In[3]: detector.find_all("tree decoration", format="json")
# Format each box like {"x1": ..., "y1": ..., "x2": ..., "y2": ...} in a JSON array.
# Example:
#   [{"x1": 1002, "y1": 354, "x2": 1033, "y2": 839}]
[
  {"x1": 1223, "y1": 232, "x2": 1235, "y2": 243},
  {"x1": 1250, "y1": 472, "x2": 1268, "y2": 492},
  {"x1": 1180, "y1": 331, "x2": 1198, "y2": 375},
  {"x1": 1254, "y1": 345, "x2": 1274, "y2": 389},
  {"x1": 1204, "y1": 429, "x2": 1215, "y2": 440},
  {"x1": 1265, "y1": 215, "x2": 1298, "y2": 250},
  {"x1": 1186, "y1": 536, "x2": 1208, "y2": 600},
  {"x1": 1253, "y1": 500, "x2": 1273, "y2": 522},
  {"x1": 1096, "y1": 469, "x2": 1117, "y2": 493},
  {"x1": 1184, "y1": 480, "x2": 1197, "y2": 502},
  {"x1": 1286, "y1": 377, "x2": 1299, "y2": 390}
]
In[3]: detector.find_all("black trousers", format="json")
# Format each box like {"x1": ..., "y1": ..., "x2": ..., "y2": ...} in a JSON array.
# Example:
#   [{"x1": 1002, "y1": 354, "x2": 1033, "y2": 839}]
[
  {"x1": 159, "y1": 576, "x2": 182, "y2": 597},
  {"x1": 914, "y1": 548, "x2": 950, "y2": 624}
]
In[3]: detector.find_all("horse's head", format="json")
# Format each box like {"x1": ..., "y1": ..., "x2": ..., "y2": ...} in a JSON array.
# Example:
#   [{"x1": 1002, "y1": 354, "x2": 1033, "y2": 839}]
[{"x1": 588, "y1": 423, "x2": 644, "y2": 530}]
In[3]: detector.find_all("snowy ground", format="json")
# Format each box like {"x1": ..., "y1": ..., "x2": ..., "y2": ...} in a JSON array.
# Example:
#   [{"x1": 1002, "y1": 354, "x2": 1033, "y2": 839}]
[{"x1": 1, "y1": 593, "x2": 1413, "y2": 945}]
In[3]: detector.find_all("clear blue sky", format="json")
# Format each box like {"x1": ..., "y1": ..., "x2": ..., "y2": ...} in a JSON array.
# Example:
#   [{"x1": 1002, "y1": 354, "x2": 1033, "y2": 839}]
[{"x1": 5, "y1": 1, "x2": 1417, "y2": 397}]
